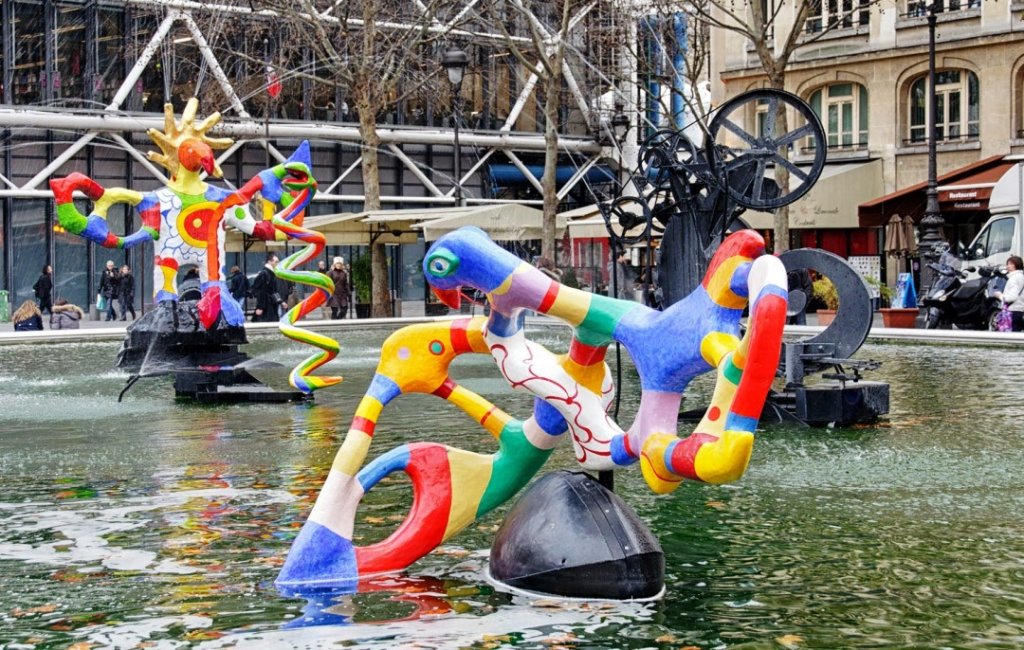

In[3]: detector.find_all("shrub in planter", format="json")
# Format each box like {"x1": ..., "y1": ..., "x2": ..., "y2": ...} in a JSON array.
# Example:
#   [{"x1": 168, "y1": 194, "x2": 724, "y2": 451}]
[{"x1": 351, "y1": 254, "x2": 371, "y2": 317}]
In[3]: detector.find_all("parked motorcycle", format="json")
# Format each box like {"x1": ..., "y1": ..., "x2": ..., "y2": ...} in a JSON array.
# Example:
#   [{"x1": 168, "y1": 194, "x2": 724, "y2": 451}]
[{"x1": 922, "y1": 249, "x2": 1006, "y2": 330}]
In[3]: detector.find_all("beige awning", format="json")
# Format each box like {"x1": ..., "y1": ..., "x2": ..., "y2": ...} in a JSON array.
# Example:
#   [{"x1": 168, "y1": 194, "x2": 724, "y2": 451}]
[
  {"x1": 225, "y1": 210, "x2": 420, "y2": 252},
  {"x1": 417, "y1": 204, "x2": 558, "y2": 241},
  {"x1": 744, "y1": 160, "x2": 883, "y2": 230}
]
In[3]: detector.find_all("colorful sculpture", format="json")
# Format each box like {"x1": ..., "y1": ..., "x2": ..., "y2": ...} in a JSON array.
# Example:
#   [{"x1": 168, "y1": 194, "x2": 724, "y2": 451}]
[
  {"x1": 277, "y1": 226, "x2": 787, "y2": 592},
  {"x1": 48, "y1": 99, "x2": 339, "y2": 394}
]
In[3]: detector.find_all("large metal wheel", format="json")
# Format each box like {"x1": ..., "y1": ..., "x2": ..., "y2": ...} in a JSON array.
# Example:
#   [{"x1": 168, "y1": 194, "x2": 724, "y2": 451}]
[
  {"x1": 602, "y1": 195, "x2": 652, "y2": 246},
  {"x1": 707, "y1": 88, "x2": 826, "y2": 211}
]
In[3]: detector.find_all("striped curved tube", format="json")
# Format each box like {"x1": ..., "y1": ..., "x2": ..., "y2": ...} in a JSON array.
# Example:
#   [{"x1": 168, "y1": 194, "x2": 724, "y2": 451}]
[
  {"x1": 49, "y1": 173, "x2": 154, "y2": 249},
  {"x1": 269, "y1": 183, "x2": 342, "y2": 395},
  {"x1": 423, "y1": 227, "x2": 787, "y2": 493},
  {"x1": 276, "y1": 318, "x2": 583, "y2": 591}
]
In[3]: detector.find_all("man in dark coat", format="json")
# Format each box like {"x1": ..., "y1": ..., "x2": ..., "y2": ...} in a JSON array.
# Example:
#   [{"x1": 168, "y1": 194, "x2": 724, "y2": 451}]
[
  {"x1": 100, "y1": 260, "x2": 120, "y2": 321},
  {"x1": 118, "y1": 264, "x2": 136, "y2": 320},
  {"x1": 250, "y1": 253, "x2": 285, "y2": 322},
  {"x1": 227, "y1": 265, "x2": 249, "y2": 304}
]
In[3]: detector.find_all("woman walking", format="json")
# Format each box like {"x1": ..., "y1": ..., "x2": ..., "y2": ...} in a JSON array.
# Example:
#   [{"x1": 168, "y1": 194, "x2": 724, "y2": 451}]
[
  {"x1": 118, "y1": 264, "x2": 136, "y2": 320},
  {"x1": 327, "y1": 257, "x2": 351, "y2": 319},
  {"x1": 996, "y1": 256, "x2": 1024, "y2": 331},
  {"x1": 33, "y1": 265, "x2": 53, "y2": 315}
]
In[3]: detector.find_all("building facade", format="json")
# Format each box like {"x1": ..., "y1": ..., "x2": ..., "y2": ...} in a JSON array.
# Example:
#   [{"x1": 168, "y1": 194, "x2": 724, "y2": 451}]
[
  {"x1": 0, "y1": 0, "x2": 631, "y2": 312},
  {"x1": 711, "y1": 0, "x2": 1024, "y2": 261}
]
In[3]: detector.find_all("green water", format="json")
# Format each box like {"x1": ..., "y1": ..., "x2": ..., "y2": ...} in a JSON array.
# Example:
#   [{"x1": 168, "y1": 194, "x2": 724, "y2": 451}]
[{"x1": 1, "y1": 328, "x2": 1023, "y2": 649}]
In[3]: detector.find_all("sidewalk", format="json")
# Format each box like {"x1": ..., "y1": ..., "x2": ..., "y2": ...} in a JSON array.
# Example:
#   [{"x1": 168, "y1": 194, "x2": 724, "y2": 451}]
[{"x1": 4, "y1": 307, "x2": 1024, "y2": 347}]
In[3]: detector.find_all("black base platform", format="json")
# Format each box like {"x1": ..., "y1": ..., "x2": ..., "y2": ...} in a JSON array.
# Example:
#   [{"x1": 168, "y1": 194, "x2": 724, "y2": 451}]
[
  {"x1": 489, "y1": 471, "x2": 664, "y2": 600},
  {"x1": 173, "y1": 368, "x2": 308, "y2": 403}
]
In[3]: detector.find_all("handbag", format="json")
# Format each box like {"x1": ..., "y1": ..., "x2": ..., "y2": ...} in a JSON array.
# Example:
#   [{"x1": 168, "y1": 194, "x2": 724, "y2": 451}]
[
  {"x1": 96, "y1": 293, "x2": 107, "y2": 312},
  {"x1": 996, "y1": 303, "x2": 1013, "y2": 332}
]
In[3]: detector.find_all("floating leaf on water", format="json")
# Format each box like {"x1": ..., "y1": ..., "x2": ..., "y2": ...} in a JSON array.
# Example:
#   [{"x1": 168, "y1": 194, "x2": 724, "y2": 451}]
[
  {"x1": 542, "y1": 632, "x2": 578, "y2": 646},
  {"x1": 706, "y1": 500, "x2": 726, "y2": 510},
  {"x1": 67, "y1": 643, "x2": 92, "y2": 650},
  {"x1": 363, "y1": 516, "x2": 386, "y2": 524},
  {"x1": 776, "y1": 634, "x2": 804, "y2": 648},
  {"x1": 655, "y1": 634, "x2": 677, "y2": 643}
]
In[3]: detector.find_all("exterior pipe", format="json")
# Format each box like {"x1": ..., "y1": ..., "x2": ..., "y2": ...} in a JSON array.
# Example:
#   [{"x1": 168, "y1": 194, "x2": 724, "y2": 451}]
[
  {"x1": 0, "y1": 109, "x2": 601, "y2": 154},
  {"x1": 672, "y1": 12, "x2": 687, "y2": 130},
  {"x1": 642, "y1": 16, "x2": 661, "y2": 133}
]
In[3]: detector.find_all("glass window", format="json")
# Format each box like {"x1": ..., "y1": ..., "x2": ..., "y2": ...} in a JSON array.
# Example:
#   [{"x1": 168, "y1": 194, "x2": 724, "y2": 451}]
[
  {"x1": 806, "y1": 0, "x2": 868, "y2": 32},
  {"x1": 808, "y1": 83, "x2": 868, "y2": 150},
  {"x1": 968, "y1": 227, "x2": 989, "y2": 260},
  {"x1": 53, "y1": 202, "x2": 89, "y2": 307},
  {"x1": 12, "y1": 200, "x2": 47, "y2": 305},
  {"x1": 55, "y1": 2, "x2": 87, "y2": 105},
  {"x1": 95, "y1": 7, "x2": 125, "y2": 105},
  {"x1": 127, "y1": 13, "x2": 166, "y2": 113},
  {"x1": 0, "y1": 202, "x2": 5, "y2": 293},
  {"x1": 13, "y1": 1, "x2": 45, "y2": 106},
  {"x1": 908, "y1": 70, "x2": 979, "y2": 143},
  {"x1": 987, "y1": 218, "x2": 1014, "y2": 257},
  {"x1": 907, "y1": 0, "x2": 980, "y2": 13}
]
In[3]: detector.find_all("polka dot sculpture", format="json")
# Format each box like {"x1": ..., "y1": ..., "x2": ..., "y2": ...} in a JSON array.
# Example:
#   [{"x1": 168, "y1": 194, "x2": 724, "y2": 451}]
[{"x1": 277, "y1": 226, "x2": 788, "y2": 592}]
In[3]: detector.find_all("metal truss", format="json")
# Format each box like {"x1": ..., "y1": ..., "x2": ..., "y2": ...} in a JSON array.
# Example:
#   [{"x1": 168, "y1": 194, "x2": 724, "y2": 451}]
[{"x1": 0, "y1": 0, "x2": 614, "y2": 206}]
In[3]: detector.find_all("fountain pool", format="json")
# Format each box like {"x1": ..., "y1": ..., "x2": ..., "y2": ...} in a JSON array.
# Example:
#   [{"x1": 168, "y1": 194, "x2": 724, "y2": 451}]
[{"x1": 1, "y1": 326, "x2": 1023, "y2": 648}]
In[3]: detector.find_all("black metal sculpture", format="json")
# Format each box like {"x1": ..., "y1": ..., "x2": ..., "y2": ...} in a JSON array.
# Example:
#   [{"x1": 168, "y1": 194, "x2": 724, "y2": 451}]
[
  {"x1": 604, "y1": 88, "x2": 827, "y2": 303},
  {"x1": 602, "y1": 89, "x2": 888, "y2": 426}
]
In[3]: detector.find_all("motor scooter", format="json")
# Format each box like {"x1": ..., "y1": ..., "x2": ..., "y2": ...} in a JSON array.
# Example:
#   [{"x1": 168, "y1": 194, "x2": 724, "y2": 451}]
[{"x1": 922, "y1": 249, "x2": 1006, "y2": 329}]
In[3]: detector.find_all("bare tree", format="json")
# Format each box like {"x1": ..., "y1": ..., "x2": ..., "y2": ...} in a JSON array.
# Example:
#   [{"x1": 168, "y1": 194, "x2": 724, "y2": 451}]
[
  {"x1": 258, "y1": 0, "x2": 456, "y2": 316},
  {"x1": 482, "y1": 0, "x2": 596, "y2": 263},
  {"x1": 689, "y1": 0, "x2": 883, "y2": 252}
]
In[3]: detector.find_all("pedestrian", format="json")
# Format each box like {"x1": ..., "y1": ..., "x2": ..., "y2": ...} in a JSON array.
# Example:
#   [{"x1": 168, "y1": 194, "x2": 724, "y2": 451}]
[
  {"x1": 118, "y1": 264, "x2": 136, "y2": 320},
  {"x1": 250, "y1": 253, "x2": 286, "y2": 322},
  {"x1": 178, "y1": 267, "x2": 201, "y2": 301},
  {"x1": 534, "y1": 256, "x2": 562, "y2": 282},
  {"x1": 786, "y1": 268, "x2": 814, "y2": 325},
  {"x1": 327, "y1": 256, "x2": 351, "y2": 319},
  {"x1": 227, "y1": 265, "x2": 248, "y2": 304},
  {"x1": 100, "y1": 260, "x2": 120, "y2": 321},
  {"x1": 608, "y1": 252, "x2": 636, "y2": 300},
  {"x1": 33, "y1": 264, "x2": 53, "y2": 315},
  {"x1": 996, "y1": 255, "x2": 1024, "y2": 331},
  {"x1": 50, "y1": 298, "x2": 84, "y2": 330},
  {"x1": 12, "y1": 300, "x2": 44, "y2": 331}
]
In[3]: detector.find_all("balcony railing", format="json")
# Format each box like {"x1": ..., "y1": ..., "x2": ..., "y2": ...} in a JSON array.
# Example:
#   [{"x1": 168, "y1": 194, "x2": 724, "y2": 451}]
[
  {"x1": 901, "y1": 134, "x2": 980, "y2": 146},
  {"x1": 800, "y1": 141, "x2": 869, "y2": 155},
  {"x1": 902, "y1": 0, "x2": 981, "y2": 19}
]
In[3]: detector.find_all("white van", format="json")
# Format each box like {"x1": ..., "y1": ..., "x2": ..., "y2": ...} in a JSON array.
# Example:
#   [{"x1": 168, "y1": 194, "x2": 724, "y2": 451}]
[{"x1": 961, "y1": 161, "x2": 1024, "y2": 269}]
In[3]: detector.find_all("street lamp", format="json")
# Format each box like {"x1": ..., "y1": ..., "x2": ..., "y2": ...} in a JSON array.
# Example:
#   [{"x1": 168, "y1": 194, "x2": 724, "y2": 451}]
[
  {"x1": 918, "y1": 1, "x2": 946, "y2": 301},
  {"x1": 441, "y1": 46, "x2": 469, "y2": 207},
  {"x1": 611, "y1": 112, "x2": 630, "y2": 142}
]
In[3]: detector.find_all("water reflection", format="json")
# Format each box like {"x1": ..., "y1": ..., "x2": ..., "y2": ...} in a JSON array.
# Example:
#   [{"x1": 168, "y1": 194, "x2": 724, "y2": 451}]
[{"x1": 1, "y1": 335, "x2": 1024, "y2": 647}]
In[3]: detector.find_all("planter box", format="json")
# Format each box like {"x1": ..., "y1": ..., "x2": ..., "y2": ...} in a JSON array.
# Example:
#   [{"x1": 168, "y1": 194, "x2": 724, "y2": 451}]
[
  {"x1": 879, "y1": 307, "x2": 919, "y2": 328},
  {"x1": 816, "y1": 309, "x2": 837, "y2": 326},
  {"x1": 354, "y1": 303, "x2": 372, "y2": 319}
]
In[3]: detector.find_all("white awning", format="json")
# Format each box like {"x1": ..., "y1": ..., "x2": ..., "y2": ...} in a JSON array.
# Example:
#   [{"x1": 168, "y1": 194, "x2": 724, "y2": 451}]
[
  {"x1": 744, "y1": 160, "x2": 883, "y2": 229},
  {"x1": 417, "y1": 204, "x2": 559, "y2": 241}
]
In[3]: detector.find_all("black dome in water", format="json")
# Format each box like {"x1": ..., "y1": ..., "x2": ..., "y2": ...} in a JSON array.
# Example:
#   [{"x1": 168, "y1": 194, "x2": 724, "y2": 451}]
[{"x1": 489, "y1": 471, "x2": 664, "y2": 600}]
